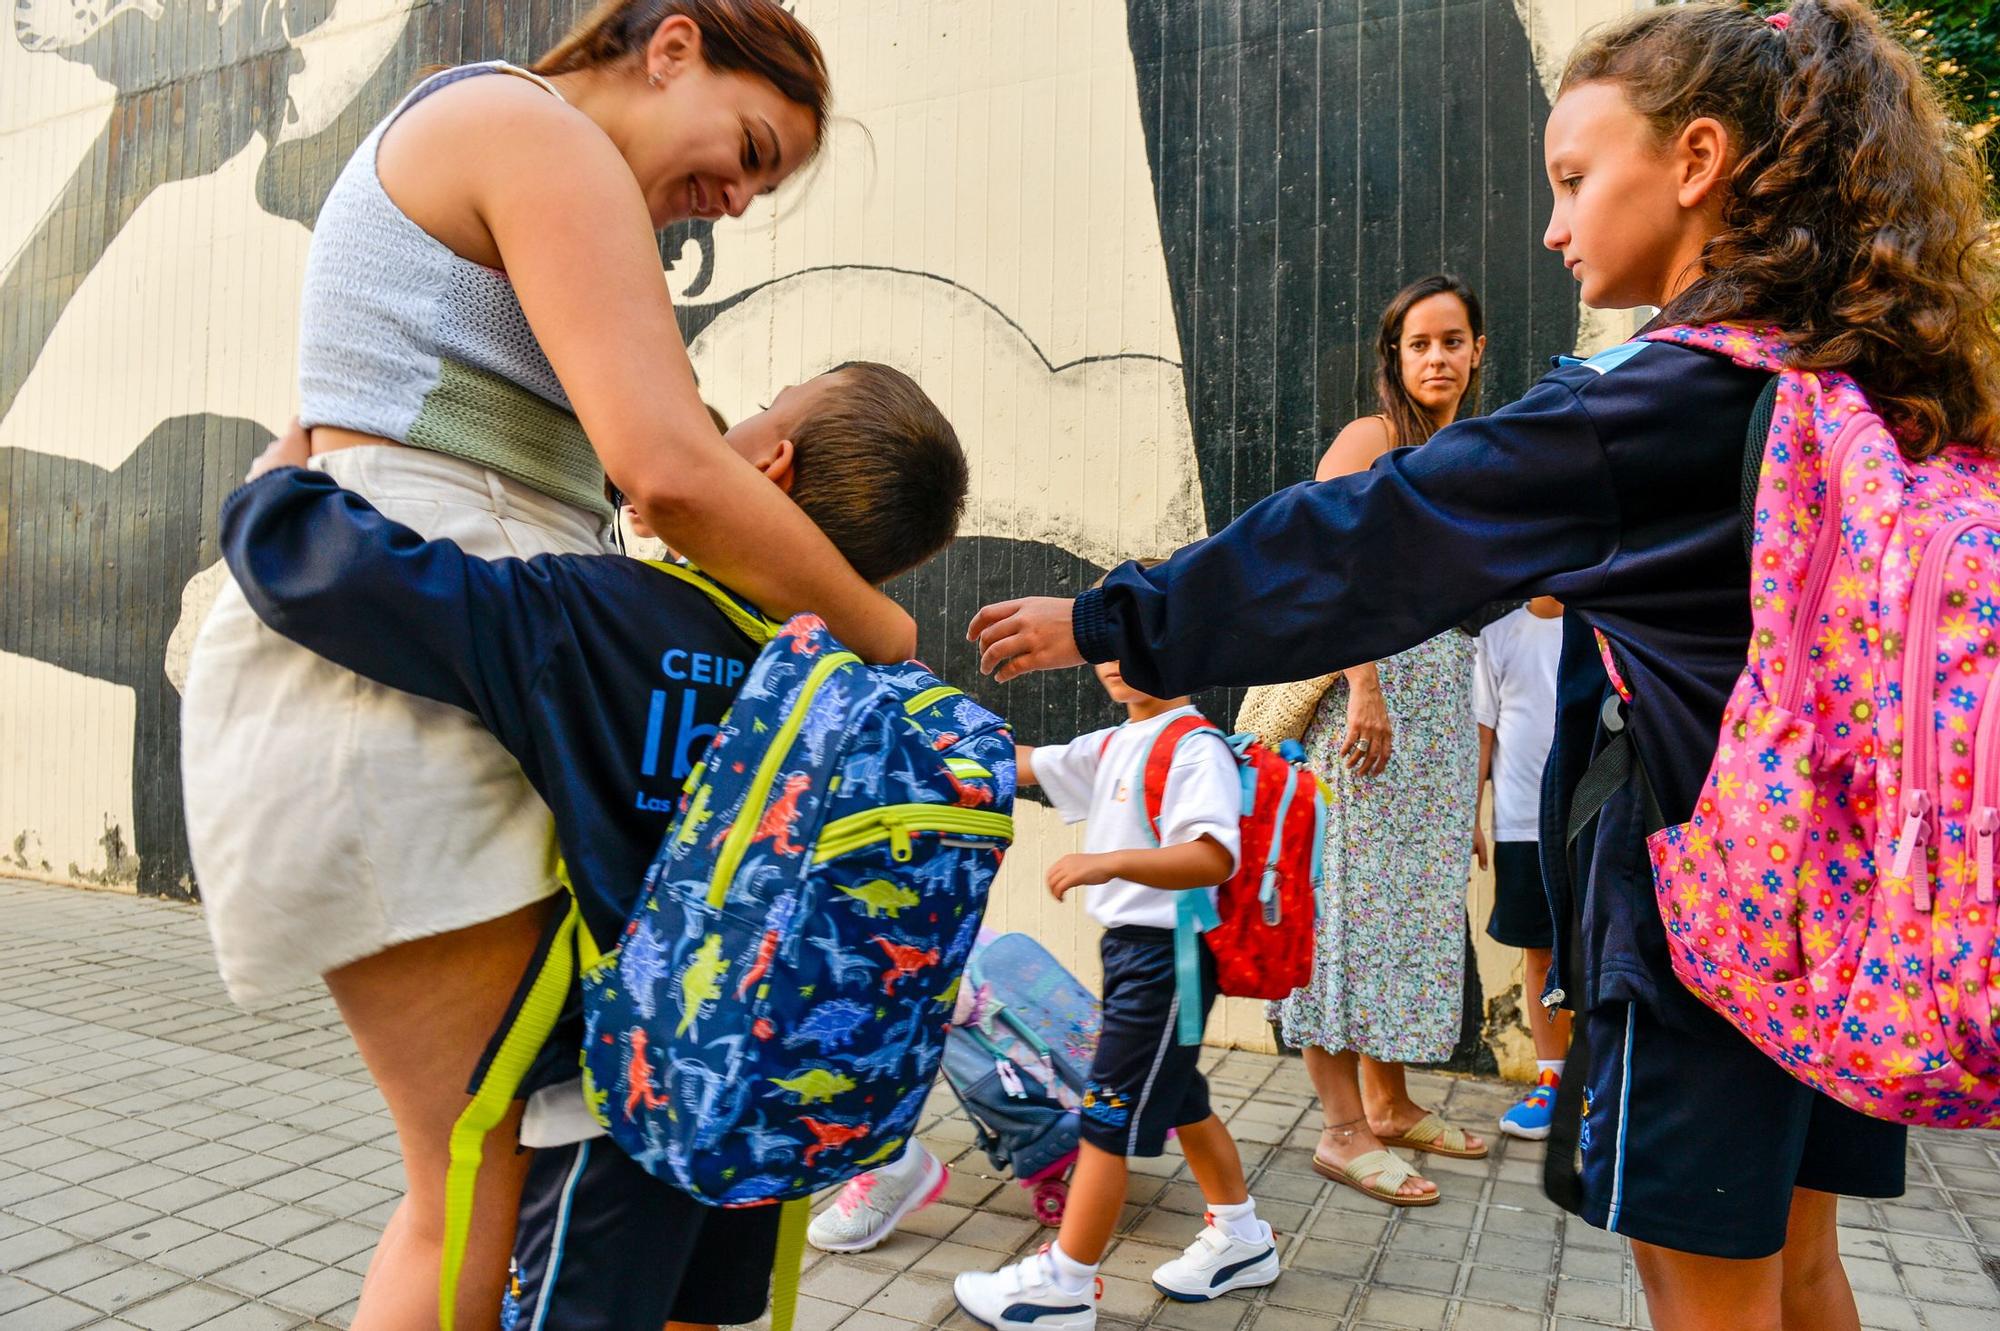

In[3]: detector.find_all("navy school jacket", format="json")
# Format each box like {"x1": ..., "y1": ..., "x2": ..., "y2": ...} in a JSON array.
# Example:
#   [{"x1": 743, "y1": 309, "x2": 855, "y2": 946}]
[
  {"x1": 1074, "y1": 338, "x2": 1770, "y2": 1027},
  {"x1": 218, "y1": 468, "x2": 762, "y2": 967}
]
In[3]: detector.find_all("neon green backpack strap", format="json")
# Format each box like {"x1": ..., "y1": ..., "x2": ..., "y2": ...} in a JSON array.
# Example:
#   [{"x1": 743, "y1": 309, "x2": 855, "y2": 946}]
[
  {"x1": 437, "y1": 885, "x2": 581, "y2": 1331},
  {"x1": 638, "y1": 559, "x2": 784, "y2": 645},
  {"x1": 768, "y1": 1196, "x2": 813, "y2": 1331}
]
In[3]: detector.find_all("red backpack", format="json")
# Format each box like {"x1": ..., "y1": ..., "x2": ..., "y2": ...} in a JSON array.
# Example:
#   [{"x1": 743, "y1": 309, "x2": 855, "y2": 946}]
[{"x1": 1107, "y1": 717, "x2": 1326, "y2": 1043}]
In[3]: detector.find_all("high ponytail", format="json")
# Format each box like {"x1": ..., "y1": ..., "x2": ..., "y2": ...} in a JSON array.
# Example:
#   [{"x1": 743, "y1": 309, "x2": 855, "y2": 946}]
[
  {"x1": 1563, "y1": 0, "x2": 1999, "y2": 458},
  {"x1": 533, "y1": 0, "x2": 830, "y2": 155}
]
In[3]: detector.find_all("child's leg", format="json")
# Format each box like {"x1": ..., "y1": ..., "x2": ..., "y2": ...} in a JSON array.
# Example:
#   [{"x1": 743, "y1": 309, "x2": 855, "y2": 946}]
[
  {"x1": 1053, "y1": 1142, "x2": 1130, "y2": 1265},
  {"x1": 1174, "y1": 1114, "x2": 1248, "y2": 1208},
  {"x1": 1630, "y1": 1239, "x2": 1784, "y2": 1331},
  {"x1": 1523, "y1": 947, "x2": 1571, "y2": 1062},
  {"x1": 1777, "y1": 1188, "x2": 1859, "y2": 1331},
  {"x1": 1301, "y1": 1045, "x2": 1434, "y2": 1201}
]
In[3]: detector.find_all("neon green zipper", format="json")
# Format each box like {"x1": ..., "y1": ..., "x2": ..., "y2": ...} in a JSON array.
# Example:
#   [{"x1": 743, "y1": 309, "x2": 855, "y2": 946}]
[
  {"x1": 814, "y1": 805, "x2": 1014, "y2": 864},
  {"x1": 705, "y1": 650, "x2": 859, "y2": 907},
  {"x1": 904, "y1": 685, "x2": 962, "y2": 715}
]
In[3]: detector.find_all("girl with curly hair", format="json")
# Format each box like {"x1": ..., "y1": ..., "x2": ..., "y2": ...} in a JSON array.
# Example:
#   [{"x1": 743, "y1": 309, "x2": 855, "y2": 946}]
[{"x1": 968, "y1": 3, "x2": 1998, "y2": 1326}]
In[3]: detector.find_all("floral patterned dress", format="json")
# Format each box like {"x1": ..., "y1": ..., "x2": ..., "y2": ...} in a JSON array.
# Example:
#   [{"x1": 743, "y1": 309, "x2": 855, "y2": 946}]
[{"x1": 1272, "y1": 630, "x2": 1478, "y2": 1062}]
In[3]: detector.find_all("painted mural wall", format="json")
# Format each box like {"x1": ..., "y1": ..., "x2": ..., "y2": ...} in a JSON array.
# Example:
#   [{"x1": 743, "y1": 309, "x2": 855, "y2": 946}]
[{"x1": 2, "y1": 0, "x2": 1636, "y2": 1060}]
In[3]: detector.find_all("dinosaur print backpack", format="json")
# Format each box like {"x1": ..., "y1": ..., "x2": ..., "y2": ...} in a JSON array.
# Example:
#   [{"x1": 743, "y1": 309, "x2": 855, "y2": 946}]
[
  {"x1": 1621, "y1": 323, "x2": 2000, "y2": 1127},
  {"x1": 579, "y1": 613, "x2": 1016, "y2": 1205}
]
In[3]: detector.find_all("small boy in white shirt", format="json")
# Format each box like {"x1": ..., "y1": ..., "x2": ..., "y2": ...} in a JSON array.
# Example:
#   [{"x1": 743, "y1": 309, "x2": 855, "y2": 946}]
[
  {"x1": 1472, "y1": 595, "x2": 1570, "y2": 1140},
  {"x1": 953, "y1": 658, "x2": 1278, "y2": 1331}
]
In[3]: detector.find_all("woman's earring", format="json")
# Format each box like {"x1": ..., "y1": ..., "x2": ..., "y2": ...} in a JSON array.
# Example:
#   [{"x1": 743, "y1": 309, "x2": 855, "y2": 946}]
[{"x1": 648, "y1": 71, "x2": 663, "y2": 89}]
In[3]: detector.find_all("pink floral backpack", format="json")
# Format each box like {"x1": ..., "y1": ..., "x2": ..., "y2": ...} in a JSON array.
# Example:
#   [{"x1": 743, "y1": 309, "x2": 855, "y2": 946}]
[{"x1": 1627, "y1": 323, "x2": 2000, "y2": 1128}]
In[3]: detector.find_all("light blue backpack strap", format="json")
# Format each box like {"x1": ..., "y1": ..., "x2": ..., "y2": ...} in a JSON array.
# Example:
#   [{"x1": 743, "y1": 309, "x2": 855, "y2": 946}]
[
  {"x1": 1172, "y1": 890, "x2": 1221, "y2": 1047},
  {"x1": 768, "y1": 1196, "x2": 813, "y2": 1331}
]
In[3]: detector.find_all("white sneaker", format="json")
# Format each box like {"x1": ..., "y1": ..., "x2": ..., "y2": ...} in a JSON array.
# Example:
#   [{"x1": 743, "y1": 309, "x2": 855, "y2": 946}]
[
  {"x1": 953, "y1": 1248, "x2": 1100, "y2": 1331},
  {"x1": 807, "y1": 1143, "x2": 948, "y2": 1253},
  {"x1": 1150, "y1": 1215, "x2": 1280, "y2": 1302}
]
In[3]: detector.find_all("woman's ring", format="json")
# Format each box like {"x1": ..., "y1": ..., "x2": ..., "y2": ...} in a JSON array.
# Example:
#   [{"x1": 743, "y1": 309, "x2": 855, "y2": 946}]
[{"x1": 1355, "y1": 739, "x2": 1371, "y2": 753}]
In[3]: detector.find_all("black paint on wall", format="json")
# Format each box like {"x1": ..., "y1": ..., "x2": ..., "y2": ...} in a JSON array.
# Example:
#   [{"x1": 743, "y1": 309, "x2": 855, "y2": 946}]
[{"x1": 2, "y1": 0, "x2": 1572, "y2": 907}]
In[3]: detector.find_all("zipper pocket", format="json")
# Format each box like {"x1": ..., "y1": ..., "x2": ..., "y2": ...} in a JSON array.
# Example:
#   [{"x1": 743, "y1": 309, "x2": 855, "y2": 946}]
[
  {"x1": 1779, "y1": 412, "x2": 1875, "y2": 714},
  {"x1": 1894, "y1": 516, "x2": 1993, "y2": 911},
  {"x1": 1972, "y1": 651, "x2": 2000, "y2": 906},
  {"x1": 814, "y1": 805, "x2": 1014, "y2": 864},
  {"x1": 705, "y1": 650, "x2": 859, "y2": 908}
]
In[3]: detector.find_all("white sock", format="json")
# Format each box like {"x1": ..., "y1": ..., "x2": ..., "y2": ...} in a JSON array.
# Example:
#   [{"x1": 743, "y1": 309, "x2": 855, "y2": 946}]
[
  {"x1": 1207, "y1": 1198, "x2": 1265, "y2": 1245},
  {"x1": 876, "y1": 1139, "x2": 930, "y2": 1184},
  {"x1": 1046, "y1": 1243, "x2": 1099, "y2": 1295},
  {"x1": 1537, "y1": 1059, "x2": 1566, "y2": 1080}
]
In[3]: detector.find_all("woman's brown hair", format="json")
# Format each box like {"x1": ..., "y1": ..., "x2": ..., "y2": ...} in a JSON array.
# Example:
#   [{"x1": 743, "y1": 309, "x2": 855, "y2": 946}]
[
  {"x1": 1374, "y1": 274, "x2": 1485, "y2": 448},
  {"x1": 533, "y1": 0, "x2": 831, "y2": 156},
  {"x1": 1562, "y1": 0, "x2": 2000, "y2": 458}
]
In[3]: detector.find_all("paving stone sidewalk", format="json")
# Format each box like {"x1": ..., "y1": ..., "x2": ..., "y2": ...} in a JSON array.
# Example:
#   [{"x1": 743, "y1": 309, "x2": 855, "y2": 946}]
[{"x1": 1, "y1": 877, "x2": 1997, "y2": 1330}]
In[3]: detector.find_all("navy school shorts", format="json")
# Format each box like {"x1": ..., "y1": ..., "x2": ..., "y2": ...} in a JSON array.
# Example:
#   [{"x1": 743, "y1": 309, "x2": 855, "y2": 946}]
[
  {"x1": 1576, "y1": 998, "x2": 1906, "y2": 1260},
  {"x1": 1079, "y1": 926, "x2": 1218, "y2": 1158},
  {"x1": 505, "y1": 1136, "x2": 780, "y2": 1331},
  {"x1": 1486, "y1": 840, "x2": 1556, "y2": 950}
]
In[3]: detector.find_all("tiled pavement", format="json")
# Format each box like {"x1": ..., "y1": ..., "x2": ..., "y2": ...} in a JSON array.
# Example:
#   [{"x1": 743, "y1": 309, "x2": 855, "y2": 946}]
[{"x1": 1, "y1": 877, "x2": 1997, "y2": 1330}]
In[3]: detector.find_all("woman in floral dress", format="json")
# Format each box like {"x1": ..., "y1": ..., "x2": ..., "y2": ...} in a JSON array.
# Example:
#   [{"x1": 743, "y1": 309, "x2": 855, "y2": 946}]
[{"x1": 1272, "y1": 276, "x2": 1491, "y2": 1206}]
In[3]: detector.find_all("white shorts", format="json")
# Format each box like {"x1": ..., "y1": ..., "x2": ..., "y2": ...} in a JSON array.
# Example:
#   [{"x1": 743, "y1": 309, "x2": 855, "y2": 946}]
[{"x1": 181, "y1": 446, "x2": 614, "y2": 1010}]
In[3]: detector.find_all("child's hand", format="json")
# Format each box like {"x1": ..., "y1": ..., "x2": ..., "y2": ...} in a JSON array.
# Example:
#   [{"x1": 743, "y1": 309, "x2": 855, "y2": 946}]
[
  {"x1": 247, "y1": 420, "x2": 311, "y2": 481},
  {"x1": 1046, "y1": 853, "x2": 1115, "y2": 901},
  {"x1": 969, "y1": 597, "x2": 1084, "y2": 682},
  {"x1": 1473, "y1": 824, "x2": 1489, "y2": 871}
]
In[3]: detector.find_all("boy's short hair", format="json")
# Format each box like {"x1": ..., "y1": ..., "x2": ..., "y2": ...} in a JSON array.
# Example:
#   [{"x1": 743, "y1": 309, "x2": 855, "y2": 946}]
[{"x1": 791, "y1": 362, "x2": 968, "y2": 584}]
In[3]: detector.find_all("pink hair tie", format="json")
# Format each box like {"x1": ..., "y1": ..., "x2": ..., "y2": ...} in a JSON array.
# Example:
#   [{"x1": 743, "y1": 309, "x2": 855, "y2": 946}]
[{"x1": 1766, "y1": 11, "x2": 1791, "y2": 29}]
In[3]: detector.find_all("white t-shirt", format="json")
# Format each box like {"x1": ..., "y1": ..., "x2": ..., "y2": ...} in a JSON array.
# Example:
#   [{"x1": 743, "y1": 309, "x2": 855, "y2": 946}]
[
  {"x1": 1472, "y1": 607, "x2": 1563, "y2": 842},
  {"x1": 1029, "y1": 705, "x2": 1243, "y2": 930}
]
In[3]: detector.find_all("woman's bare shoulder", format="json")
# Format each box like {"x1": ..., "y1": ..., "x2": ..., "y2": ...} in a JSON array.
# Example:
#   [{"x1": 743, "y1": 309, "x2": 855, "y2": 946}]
[
  {"x1": 1314, "y1": 415, "x2": 1395, "y2": 481},
  {"x1": 375, "y1": 71, "x2": 634, "y2": 261}
]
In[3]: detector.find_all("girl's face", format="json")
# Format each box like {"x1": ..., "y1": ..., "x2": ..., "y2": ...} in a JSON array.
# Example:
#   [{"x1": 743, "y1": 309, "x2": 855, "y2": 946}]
[
  {"x1": 1396, "y1": 293, "x2": 1484, "y2": 421},
  {"x1": 1541, "y1": 81, "x2": 1727, "y2": 310},
  {"x1": 626, "y1": 18, "x2": 820, "y2": 228}
]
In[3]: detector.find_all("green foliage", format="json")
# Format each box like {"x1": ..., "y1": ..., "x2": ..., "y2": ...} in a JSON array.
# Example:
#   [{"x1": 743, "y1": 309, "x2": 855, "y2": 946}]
[{"x1": 1877, "y1": 1, "x2": 1997, "y2": 166}]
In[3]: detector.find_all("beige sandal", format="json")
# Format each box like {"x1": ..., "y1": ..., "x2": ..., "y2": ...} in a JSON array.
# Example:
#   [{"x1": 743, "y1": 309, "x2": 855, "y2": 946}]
[
  {"x1": 1311, "y1": 1146, "x2": 1440, "y2": 1207},
  {"x1": 1380, "y1": 1112, "x2": 1488, "y2": 1160}
]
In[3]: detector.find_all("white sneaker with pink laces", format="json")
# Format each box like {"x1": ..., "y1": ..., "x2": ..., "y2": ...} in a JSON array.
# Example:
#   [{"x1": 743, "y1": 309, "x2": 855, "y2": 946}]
[{"x1": 807, "y1": 1141, "x2": 948, "y2": 1252}]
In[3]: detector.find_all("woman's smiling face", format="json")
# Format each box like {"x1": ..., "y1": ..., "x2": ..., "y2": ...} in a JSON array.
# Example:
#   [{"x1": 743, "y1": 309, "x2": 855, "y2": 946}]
[{"x1": 626, "y1": 17, "x2": 820, "y2": 228}]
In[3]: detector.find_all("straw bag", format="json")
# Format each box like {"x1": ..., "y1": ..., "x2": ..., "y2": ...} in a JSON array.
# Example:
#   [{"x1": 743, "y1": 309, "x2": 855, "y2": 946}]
[{"x1": 1233, "y1": 673, "x2": 1337, "y2": 747}]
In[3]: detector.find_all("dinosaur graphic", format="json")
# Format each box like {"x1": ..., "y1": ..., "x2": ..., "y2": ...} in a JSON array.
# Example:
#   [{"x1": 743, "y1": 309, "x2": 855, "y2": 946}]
[
  {"x1": 799, "y1": 1116, "x2": 870, "y2": 1165},
  {"x1": 752, "y1": 773, "x2": 814, "y2": 858},
  {"x1": 742, "y1": 1111, "x2": 799, "y2": 1166},
  {"x1": 767, "y1": 1067, "x2": 856, "y2": 1105},
  {"x1": 810, "y1": 924, "x2": 874, "y2": 989},
  {"x1": 676, "y1": 933, "x2": 730, "y2": 1038},
  {"x1": 718, "y1": 1174, "x2": 793, "y2": 1206},
  {"x1": 778, "y1": 618, "x2": 826, "y2": 656},
  {"x1": 848, "y1": 1007, "x2": 924, "y2": 1080},
  {"x1": 621, "y1": 920, "x2": 672, "y2": 1021},
  {"x1": 736, "y1": 887, "x2": 801, "y2": 998},
  {"x1": 798, "y1": 684, "x2": 848, "y2": 765},
  {"x1": 872, "y1": 936, "x2": 941, "y2": 997},
  {"x1": 934, "y1": 976, "x2": 963, "y2": 1011},
  {"x1": 623, "y1": 1029, "x2": 670, "y2": 1121},
  {"x1": 781, "y1": 998, "x2": 873, "y2": 1053},
  {"x1": 944, "y1": 769, "x2": 995, "y2": 808},
  {"x1": 855, "y1": 1136, "x2": 906, "y2": 1167},
  {"x1": 838, "y1": 879, "x2": 920, "y2": 920}
]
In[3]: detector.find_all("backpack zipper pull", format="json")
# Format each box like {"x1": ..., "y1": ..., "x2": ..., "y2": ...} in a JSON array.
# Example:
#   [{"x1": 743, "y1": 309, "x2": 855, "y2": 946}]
[
  {"x1": 995, "y1": 1059, "x2": 1026, "y2": 1099},
  {"x1": 1978, "y1": 808, "x2": 1999, "y2": 906},
  {"x1": 1891, "y1": 789, "x2": 1932, "y2": 911}
]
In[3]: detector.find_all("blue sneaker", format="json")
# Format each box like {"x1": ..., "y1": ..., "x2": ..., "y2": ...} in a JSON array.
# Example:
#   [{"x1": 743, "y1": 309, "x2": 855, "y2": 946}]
[{"x1": 1499, "y1": 1069, "x2": 1561, "y2": 1140}]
